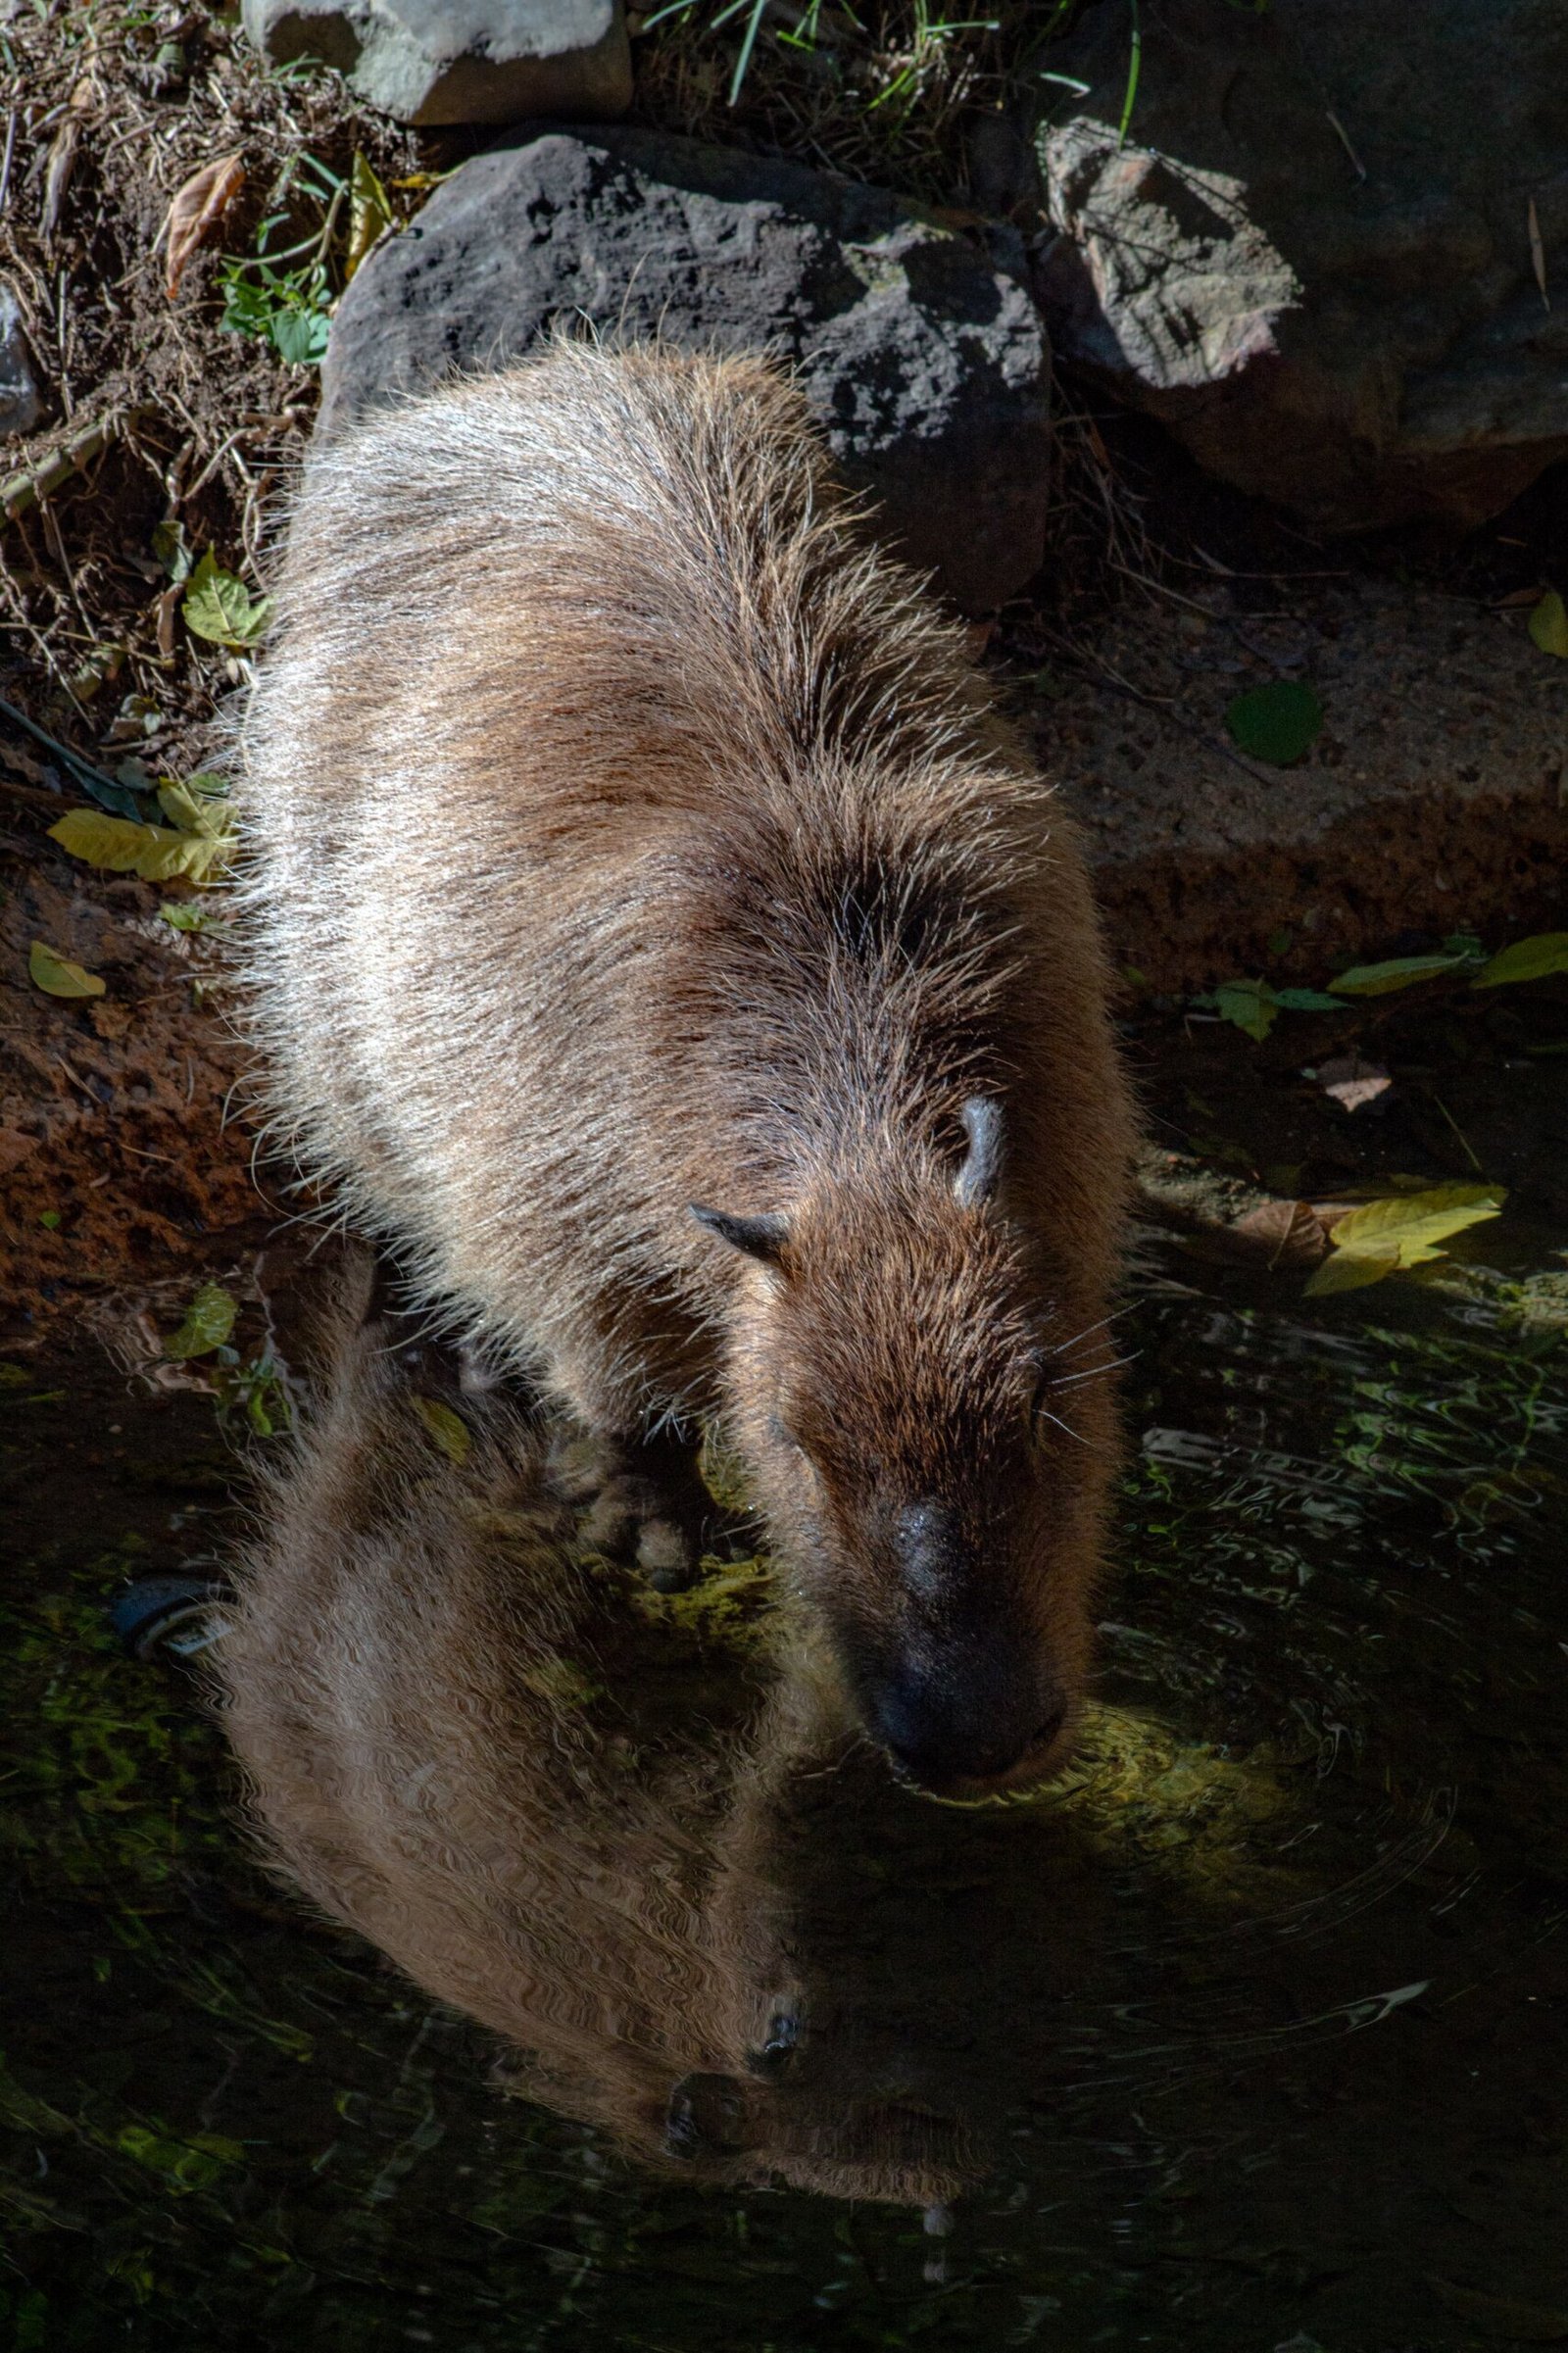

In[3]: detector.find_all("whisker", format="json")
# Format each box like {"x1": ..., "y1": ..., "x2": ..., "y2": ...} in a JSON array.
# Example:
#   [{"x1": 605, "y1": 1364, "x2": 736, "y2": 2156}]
[
  {"x1": 1045, "y1": 1301, "x2": 1141, "y2": 1361},
  {"x1": 1035, "y1": 1406, "x2": 1090, "y2": 1447},
  {"x1": 1048, "y1": 1349, "x2": 1141, "y2": 1392}
]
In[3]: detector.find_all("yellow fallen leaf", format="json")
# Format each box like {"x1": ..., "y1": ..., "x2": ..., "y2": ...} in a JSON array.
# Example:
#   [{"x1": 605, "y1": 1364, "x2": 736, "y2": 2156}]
[
  {"x1": 157, "y1": 774, "x2": 233, "y2": 841},
  {"x1": 29, "y1": 939, "x2": 105, "y2": 999},
  {"x1": 165, "y1": 152, "x2": 245, "y2": 300},
  {"x1": 345, "y1": 152, "x2": 393, "y2": 282},
  {"x1": 49, "y1": 806, "x2": 228, "y2": 884},
  {"x1": 1303, "y1": 1242, "x2": 1400, "y2": 1296},
  {"x1": 1528, "y1": 589, "x2": 1568, "y2": 659},
  {"x1": 1472, "y1": 932, "x2": 1568, "y2": 988},
  {"x1": 416, "y1": 1397, "x2": 471, "y2": 1465},
  {"x1": 1304, "y1": 1183, "x2": 1504, "y2": 1296}
]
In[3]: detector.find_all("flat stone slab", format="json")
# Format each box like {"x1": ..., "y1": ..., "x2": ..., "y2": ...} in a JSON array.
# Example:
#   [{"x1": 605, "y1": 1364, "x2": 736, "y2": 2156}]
[
  {"x1": 241, "y1": 0, "x2": 631, "y2": 126},
  {"x1": 318, "y1": 126, "x2": 1051, "y2": 613},
  {"x1": 1045, "y1": 578, "x2": 1567, "y2": 991}
]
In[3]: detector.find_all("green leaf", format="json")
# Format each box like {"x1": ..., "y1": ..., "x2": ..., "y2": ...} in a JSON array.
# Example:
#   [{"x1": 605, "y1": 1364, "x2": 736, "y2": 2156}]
[
  {"x1": 1203, "y1": 978, "x2": 1279, "y2": 1041},
  {"x1": 157, "y1": 773, "x2": 232, "y2": 840},
  {"x1": 1305, "y1": 1184, "x2": 1504, "y2": 1297},
  {"x1": 345, "y1": 152, "x2": 393, "y2": 281},
  {"x1": 270, "y1": 303, "x2": 331, "y2": 366},
  {"x1": 48, "y1": 805, "x2": 227, "y2": 883},
  {"x1": 163, "y1": 1282, "x2": 238, "y2": 1360},
  {"x1": 1328, "y1": 953, "x2": 1468, "y2": 997},
  {"x1": 1527, "y1": 589, "x2": 1568, "y2": 659},
  {"x1": 159, "y1": 900, "x2": 220, "y2": 933},
  {"x1": 1224, "y1": 680, "x2": 1324, "y2": 765},
  {"x1": 151, "y1": 517, "x2": 192, "y2": 584},
  {"x1": 416, "y1": 1397, "x2": 471, "y2": 1465},
  {"x1": 1471, "y1": 932, "x2": 1568, "y2": 989},
  {"x1": 183, "y1": 551, "x2": 273, "y2": 648},
  {"x1": 28, "y1": 940, "x2": 105, "y2": 999},
  {"x1": 1272, "y1": 988, "x2": 1349, "y2": 1012}
]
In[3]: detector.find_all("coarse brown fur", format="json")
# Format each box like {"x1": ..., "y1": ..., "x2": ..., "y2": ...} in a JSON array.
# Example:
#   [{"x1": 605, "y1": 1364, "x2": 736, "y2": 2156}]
[{"x1": 235, "y1": 337, "x2": 1135, "y2": 1792}]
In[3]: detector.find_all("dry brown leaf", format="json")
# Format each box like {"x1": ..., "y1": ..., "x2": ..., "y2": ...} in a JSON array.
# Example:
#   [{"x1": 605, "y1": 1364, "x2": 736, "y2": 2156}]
[
  {"x1": 41, "y1": 74, "x2": 95, "y2": 244},
  {"x1": 1314, "y1": 1054, "x2": 1394, "y2": 1112},
  {"x1": 165, "y1": 153, "x2": 245, "y2": 301},
  {"x1": 1227, "y1": 1199, "x2": 1330, "y2": 1269}
]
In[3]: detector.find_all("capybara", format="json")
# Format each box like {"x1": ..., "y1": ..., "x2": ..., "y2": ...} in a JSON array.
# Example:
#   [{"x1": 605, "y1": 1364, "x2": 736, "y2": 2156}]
[
  {"x1": 216, "y1": 1249, "x2": 982, "y2": 2206},
  {"x1": 236, "y1": 337, "x2": 1135, "y2": 1794}
]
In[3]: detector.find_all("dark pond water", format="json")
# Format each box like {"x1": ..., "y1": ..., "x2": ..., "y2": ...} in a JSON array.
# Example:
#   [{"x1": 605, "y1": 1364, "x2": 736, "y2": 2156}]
[{"x1": 4, "y1": 1159, "x2": 1567, "y2": 2349}]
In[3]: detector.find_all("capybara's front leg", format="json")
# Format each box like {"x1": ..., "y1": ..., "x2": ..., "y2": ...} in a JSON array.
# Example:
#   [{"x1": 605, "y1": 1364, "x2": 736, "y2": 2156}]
[{"x1": 550, "y1": 1422, "x2": 720, "y2": 1591}]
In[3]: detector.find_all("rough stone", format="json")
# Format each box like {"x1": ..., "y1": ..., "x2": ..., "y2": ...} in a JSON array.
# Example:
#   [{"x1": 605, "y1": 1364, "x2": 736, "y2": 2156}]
[
  {"x1": 318, "y1": 126, "x2": 1052, "y2": 612},
  {"x1": 240, "y1": 0, "x2": 631, "y2": 127},
  {"x1": 0, "y1": 280, "x2": 41, "y2": 439},
  {"x1": 1033, "y1": 0, "x2": 1568, "y2": 532},
  {"x1": 1046, "y1": 577, "x2": 1568, "y2": 993}
]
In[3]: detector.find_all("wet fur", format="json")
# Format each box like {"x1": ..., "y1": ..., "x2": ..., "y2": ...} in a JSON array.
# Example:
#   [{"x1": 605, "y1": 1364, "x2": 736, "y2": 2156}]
[{"x1": 235, "y1": 339, "x2": 1135, "y2": 1775}]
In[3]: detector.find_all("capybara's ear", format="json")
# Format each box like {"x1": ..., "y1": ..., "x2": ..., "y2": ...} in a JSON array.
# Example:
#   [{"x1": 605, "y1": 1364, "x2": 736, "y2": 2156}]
[
  {"x1": 953, "y1": 1096, "x2": 1004, "y2": 1211},
  {"x1": 688, "y1": 1204, "x2": 790, "y2": 1266}
]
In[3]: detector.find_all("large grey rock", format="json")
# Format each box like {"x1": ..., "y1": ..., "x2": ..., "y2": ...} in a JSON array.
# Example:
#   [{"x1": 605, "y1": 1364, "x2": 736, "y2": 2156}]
[
  {"x1": 318, "y1": 127, "x2": 1051, "y2": 612},
  {"x1": 241, "y1": 0, "x2": 631, "y2": 126},
  {"x1": 1033, "y1": 0, "x2": 1568, "y2": 531},
  {"x1": 0, "y1": 281, "x2": 40, "y2": 439}
]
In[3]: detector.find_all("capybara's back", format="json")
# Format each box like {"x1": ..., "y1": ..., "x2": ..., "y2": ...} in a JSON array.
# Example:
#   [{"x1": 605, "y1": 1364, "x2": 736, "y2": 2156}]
[{"x1": 238, "y1": 338, "x2": 1135, "y2": 1795}]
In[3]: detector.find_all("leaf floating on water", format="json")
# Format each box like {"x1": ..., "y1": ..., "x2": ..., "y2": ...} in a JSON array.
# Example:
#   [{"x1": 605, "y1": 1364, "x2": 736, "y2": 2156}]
[
  {"x1": 183, "y1": 552, "x2": 273, "y2": 649},
  {"x1": 28, "y1": 940, "x2": 105, "y2": 999},
  {"x1": 1427, "y1": 2279, "x2": 1568, "y2": 2341},
  {"x1": 1302, "y1": 1240, "x2": 1401, "y2": 1296},
  {"x1": 1472, "y1": 932, "x2": 1568, "y2": 988},
  {"x1": 345, "y1": 152, "x2": 394, "y2": 282},
  {"x1": 1527, "y1": 589, "x2": 1568, "y2": 659},
  {"x1": 416, "y1": 1397, "x2": 471, "y2": 1465},
  {"x1": 1304, "y1": 1183, "x2": 1504, "y2": 1297},
  {"x1": 163, "y1": 1281, "x2": 238, "y2": 1360},
  {"x1": 48, "y1": 805, "x2": 226, "y2": 883},
  {"x1": 1328, "y1": 952, "x2": 1469, "y2": 997},
  {"x1": 1224, "y1": 680, "x2": 1324, "y2": 765},
  {"x1": 1227, "y1": 1199, "x2": 1329, "y2": 1269},
  {"x1": 164, "y1": 152, "x2": 245, "y2": 299}
]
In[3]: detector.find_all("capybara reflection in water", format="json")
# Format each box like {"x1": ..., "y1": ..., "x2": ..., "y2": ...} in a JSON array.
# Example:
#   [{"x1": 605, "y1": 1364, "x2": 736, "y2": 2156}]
[
  {"x1": 237, "y1": 339, "x2": 1134, "y2": 1794},
  {"x1": 217, "y1": 1251, "x2": 983, "y2": 2206}
]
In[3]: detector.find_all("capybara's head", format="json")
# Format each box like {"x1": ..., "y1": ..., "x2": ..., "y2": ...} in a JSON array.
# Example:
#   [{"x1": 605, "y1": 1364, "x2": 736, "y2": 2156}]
[{"x1": 695, "y1": 1102, "x2": 1120, "y2": 1799}]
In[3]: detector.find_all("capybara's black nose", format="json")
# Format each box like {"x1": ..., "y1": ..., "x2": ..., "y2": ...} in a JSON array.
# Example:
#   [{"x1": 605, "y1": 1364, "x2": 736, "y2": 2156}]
[{"x1": 869, "y1": 1663, "x2": 1063, "y2": 1791}]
